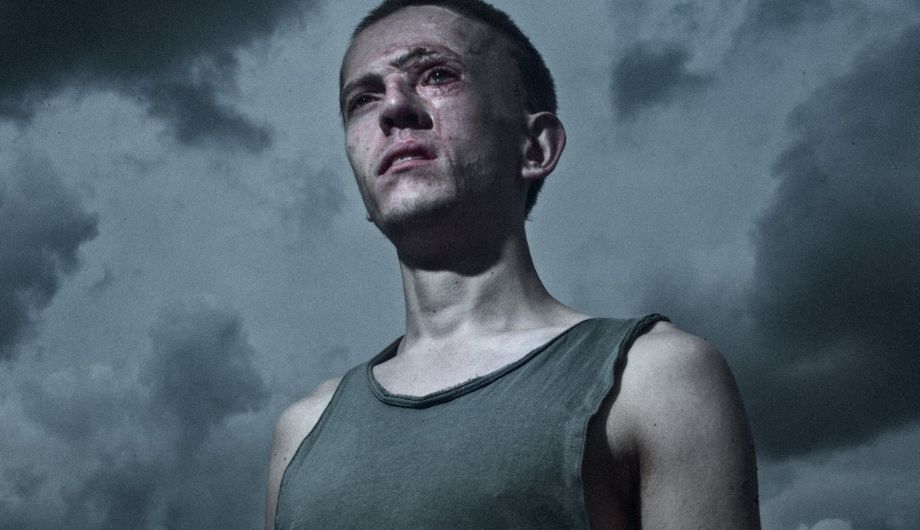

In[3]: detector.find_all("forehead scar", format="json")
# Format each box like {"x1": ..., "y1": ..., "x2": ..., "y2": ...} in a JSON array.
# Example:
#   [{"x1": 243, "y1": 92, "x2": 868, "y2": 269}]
[{"x1": 389, "y1": 47, "x2": 445, "y2": 70}]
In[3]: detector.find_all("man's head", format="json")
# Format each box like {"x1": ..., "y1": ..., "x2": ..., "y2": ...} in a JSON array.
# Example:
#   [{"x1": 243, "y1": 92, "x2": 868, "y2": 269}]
[
  {"x1": 349, "y1": 1, "x2": 557, "y2": 115},
  {"x1": 340, "y1": 0, "x2": 564, "y2": 227}
]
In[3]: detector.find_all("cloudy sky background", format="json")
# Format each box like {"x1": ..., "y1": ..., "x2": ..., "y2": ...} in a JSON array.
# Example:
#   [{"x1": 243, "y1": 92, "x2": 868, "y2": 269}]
[{"x1": 1, "y1": 0, "x2": 918, "y2": 527}]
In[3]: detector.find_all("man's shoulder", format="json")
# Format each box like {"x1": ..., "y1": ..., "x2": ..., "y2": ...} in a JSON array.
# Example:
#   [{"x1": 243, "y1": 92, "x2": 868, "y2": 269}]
[
  {"x1": 274, "y1": 377, "x2": 343, "y2": 442},
  {"x1": 626, "y1": 320, "x2": 725, "y2": 380},
  {"x1": 271, "y1": 377, "x2": 344, "y2": 476},
  {"x1": 266, "y1": 377, "x2": 344, "y2": 528},
  {"x1": 609, "y1": 319, "x2": 746, "y2": 446},
  {"x1": 609, "y1": 321, "x2": 760, "y2": 526}
]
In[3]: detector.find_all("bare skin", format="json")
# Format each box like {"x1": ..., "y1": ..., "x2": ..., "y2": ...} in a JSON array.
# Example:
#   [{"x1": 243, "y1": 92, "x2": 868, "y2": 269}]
[{"x1": 267, "y1": 6, "x2": 759, "y2": 529}]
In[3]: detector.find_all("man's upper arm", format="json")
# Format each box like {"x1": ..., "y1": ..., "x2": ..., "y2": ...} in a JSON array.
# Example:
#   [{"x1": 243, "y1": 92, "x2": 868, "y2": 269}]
[
  {"x1": 610, "y1": 322, "x2": 760, "y2": 528},
  {"x1": 265, "y1": 377, "x2": 341, "y2": 530}
]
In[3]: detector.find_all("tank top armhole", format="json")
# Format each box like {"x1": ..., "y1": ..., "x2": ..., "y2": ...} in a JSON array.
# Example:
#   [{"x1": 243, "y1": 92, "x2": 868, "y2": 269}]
[
  {"x1": 571, "y1": 313, "x2": 670, "y2": 527},
  {"x1": 275, "y1": 364, "x2": 361, "y2": 528}
]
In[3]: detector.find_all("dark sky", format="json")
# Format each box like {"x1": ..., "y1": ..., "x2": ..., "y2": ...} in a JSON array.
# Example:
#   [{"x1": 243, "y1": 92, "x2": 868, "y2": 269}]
[{"x1": 1, "y1": 1, "x2": 918, "y2": 528}]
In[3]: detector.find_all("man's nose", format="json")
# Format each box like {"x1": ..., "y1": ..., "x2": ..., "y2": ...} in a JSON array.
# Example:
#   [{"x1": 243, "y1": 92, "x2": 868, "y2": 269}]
[{"x1": 379, "y1": 78, "x2": 432, "y2": 134}]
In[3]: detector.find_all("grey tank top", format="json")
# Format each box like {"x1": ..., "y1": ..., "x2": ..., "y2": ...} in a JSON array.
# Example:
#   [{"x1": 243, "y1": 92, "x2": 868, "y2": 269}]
[{"x1": 276, "y1": 314, "x2": 667, "y2": 529}]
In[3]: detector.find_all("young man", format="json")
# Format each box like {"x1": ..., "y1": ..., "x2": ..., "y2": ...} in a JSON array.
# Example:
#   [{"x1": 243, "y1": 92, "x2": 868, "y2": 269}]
[{"x1": 266, "y1": 1, "x2": 759, "y2": 528}]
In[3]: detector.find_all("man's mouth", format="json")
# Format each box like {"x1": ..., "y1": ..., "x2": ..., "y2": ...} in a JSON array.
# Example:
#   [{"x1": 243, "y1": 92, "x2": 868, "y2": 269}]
[{"x1": 378, "y1": 143, "x2": 435, "y2": 175}]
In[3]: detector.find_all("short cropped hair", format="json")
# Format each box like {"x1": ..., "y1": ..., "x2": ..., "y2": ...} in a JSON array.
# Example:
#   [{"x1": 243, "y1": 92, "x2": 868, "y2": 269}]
[{"x1": 347, "y1": 0, "x2": 558, "y2": 214}]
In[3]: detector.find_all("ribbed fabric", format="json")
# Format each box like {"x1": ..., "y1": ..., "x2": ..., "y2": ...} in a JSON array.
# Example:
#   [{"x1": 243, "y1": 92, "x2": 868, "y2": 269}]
[{"x1": 276, "y1": 314, "x2": 667, "y2": 529}]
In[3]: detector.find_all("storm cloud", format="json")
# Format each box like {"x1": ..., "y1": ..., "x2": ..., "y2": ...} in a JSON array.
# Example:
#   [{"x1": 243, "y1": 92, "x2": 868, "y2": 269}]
[
  {"x1": 746, "y1": 0, "x2": 836, "y2": 33},
  {"x1": 643, "y1": 22, "x2": 920, "y2": 458},
  {"x1": 0, "y1": 156, "x2": 97, "y2": 359},
  {"x1": 145, "y1": 299, "x2": 270, "y2": 455},
  {"x1": 0, "y1": 0, "x2": 317, "y2": 151},
  {"x1": 744, "y1": 22, "x2": 920, "y2": 456},
  {"x1": 6, "y1": 299, "x2": 269, "y2": 528},
  {"x1": 611, "y1": 42, "x2": 712, "y2": 118},
  {"x1": 278, "y1": 160, "x2": 348, "y2": 236}
]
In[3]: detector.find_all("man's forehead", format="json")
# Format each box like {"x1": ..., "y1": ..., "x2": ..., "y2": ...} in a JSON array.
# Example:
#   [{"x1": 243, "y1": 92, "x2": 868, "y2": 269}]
[{"x1": 342, "y1": 5, "x2": 501, "y2": 79}]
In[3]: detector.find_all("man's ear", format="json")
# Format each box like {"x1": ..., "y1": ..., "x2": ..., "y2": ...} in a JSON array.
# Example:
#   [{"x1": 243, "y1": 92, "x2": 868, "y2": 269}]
[{"x1": 520, "y1": 111, "x2": 566, "y2": 182}]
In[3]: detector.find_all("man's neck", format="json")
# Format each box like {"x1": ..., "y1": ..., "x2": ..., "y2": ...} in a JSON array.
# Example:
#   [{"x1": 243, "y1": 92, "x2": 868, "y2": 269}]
[{"x1": 396, "y1": 230, "x2": 581, "y2": 350}]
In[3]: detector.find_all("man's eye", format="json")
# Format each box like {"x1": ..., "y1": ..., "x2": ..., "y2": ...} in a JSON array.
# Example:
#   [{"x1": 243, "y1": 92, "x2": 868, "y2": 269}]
[
  {"x1": 348, "y1": 94, "x2": 375, "y2": 112},
  {"x1": 422, "y1": 68, "x2": 457, "y2": 86}
]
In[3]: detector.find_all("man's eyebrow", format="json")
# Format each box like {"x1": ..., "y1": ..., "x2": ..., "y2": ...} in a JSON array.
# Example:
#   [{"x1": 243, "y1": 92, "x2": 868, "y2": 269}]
[{"x1": 389, "y1": 47, "x2": 441, "y2": 70}]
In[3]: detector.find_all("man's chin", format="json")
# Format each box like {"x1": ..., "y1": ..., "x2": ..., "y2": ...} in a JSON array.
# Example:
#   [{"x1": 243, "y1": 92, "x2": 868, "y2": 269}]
[{"x1": 370, "y1": 199, "x2": 455, "y2": 234}]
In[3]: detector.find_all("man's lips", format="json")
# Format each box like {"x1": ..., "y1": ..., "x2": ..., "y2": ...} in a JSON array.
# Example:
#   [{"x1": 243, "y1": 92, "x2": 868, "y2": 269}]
[{"x1": 377, "y1": 142, "x2": 436, "y2": 175}]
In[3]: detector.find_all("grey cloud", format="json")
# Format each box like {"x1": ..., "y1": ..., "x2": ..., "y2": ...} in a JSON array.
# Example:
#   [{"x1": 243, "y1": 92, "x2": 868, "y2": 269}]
[
  {"x1": 19, "y1": 366, "x2": 137, "y2": 443},
  {"x1": 641, "y1": 23, "x2": 920, "y2": 458},
  {"x1": 5, "y1": 298, "x2": 270, "y2": 528},
  {"x1": 145, "y1": 80, "x2": 272, "y2": 152},
  {"x1": 668, "y1": 2, "x2": 703, "y2": 34},
  {"x1": 145, "y1": 299, "x2": 269, "y2": 456},
  {"x1": 63, "y1": 456, "x2": 160, "y2": 530},
  {"x1": 611, "y1": 42, "x2": 712, "y2": 119},
  {"x1": 3, "y1": 466, "x2": 45, "y2": 500},
  {"x1": 0, "y1": 156, "x2": 98, "y2": 359},
  {"x1": 279, "y1": 162, "x2": 348, "y2": 235},
  {"x1": 747, "y1": 0, "x2": 835, "y2": 33},
  {"x1": 87, "y1": 266, "x2": 116, "y2": 297},
  {"x1": 759, "y1": 427, "x2": 920, "y2": 529},
  {"x1": 8, "y1": 364, "x2": 160, "y2": 528},
  {"x1": 0, "y1": 0, "x2": 318, "y2": 151},
  {"x1": 744, "y1": 23, "x2": 920, "y2": 456}
]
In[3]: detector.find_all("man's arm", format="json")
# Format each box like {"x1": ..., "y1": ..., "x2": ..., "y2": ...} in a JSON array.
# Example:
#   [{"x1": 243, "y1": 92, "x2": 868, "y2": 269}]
[
  {"x1": 265, "y1": 377, "x2": 341, "y2": 530},
  {"x1": 608, "y1": 321, "x2": 760, "y2": 528}
]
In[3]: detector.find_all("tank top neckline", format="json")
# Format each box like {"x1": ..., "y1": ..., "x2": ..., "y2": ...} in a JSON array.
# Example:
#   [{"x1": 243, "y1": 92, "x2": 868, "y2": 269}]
[{"x1": 365, "y1": 317, "x2": 603, "y2": 408}]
